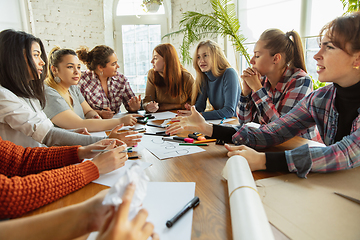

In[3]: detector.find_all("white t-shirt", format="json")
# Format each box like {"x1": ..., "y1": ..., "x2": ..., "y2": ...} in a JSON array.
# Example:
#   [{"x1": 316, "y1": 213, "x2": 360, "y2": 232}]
[{"x1": 0, "y1": 86, "x2": 53, "y2": 147}]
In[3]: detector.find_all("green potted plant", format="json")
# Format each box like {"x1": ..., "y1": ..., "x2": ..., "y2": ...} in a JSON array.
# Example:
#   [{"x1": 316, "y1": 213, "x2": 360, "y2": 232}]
[
  {"x1": 163, "y1": 0, "x2": 250, "y2": 65},
  {"x1": 340, "y1": 0, "x2": 360, "y2": 14},
  {"x1": 141, "y1": 0, "x2": 163, "y2": 13}
]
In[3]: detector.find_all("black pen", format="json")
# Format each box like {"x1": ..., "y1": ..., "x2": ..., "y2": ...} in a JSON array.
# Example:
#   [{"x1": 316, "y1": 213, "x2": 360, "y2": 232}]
[
  {"x1": 144, "y1": 132, "x2": 170, "y2": 136},
  {"x1": 146, "y1": 123, "x2": 166, "y2": 128},
  {"x1": 166, "y1": 196, "x2": 200, "y2": 228}
]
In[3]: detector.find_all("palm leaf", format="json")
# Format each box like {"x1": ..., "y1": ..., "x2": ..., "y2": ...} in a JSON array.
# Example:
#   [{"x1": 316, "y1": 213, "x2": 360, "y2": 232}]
[{"x1": 163, "y1": 0, "x2": 250, "y2": 65}]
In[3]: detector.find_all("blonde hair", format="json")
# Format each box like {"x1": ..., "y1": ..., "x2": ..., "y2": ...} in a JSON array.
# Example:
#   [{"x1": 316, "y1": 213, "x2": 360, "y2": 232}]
[
  {"x1": 191, "y1": 40, "x2": 232, "y2": 104},
  {"x1": 45, "y1": 46, "x2": 77, "y2": 109}
]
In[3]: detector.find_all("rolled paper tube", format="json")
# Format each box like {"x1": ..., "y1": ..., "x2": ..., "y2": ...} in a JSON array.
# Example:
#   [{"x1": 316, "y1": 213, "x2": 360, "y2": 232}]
[{"x1": 221, "y1": 156, "x2": 274, "y2": 240}]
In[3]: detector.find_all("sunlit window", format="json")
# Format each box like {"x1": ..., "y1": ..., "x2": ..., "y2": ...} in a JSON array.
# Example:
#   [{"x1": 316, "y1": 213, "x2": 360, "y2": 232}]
[
  {"x1": 122, "y1": 25, "x2": 161, "y2": 93},
  {"x1": 238, "y1": 0, "x2": 344, "y2": 80}
]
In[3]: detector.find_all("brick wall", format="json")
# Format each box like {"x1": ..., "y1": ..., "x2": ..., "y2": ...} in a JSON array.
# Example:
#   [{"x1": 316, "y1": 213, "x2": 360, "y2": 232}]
[
  {"x1": 28, "y1": 0, "x2": 218, "y2": 69},
  {"x1": 29, "y1": 0, "x2": 105, "y2": 52}
]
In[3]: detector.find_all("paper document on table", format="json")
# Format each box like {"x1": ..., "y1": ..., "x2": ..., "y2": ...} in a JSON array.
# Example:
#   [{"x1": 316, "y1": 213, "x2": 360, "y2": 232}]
[
  {"x1": 90, "y1": 131, "x2": 107, "y2": 138},
  {"x1": 207, "y1": 118, "x2": 235, "y2": 125},
  {"x1": 139, "y1": 134, "x2": 205, "y2": 160},
  {"x1": 256, "y1": 167, "x2": 360, "y2": 240},
  {"x1": 93, "y1": 160, "x2": 152, "y2": 187},
  {"x1": 87, "y1": 182, "x2": 195, "y2": 240},
  {"x1": 151, "y1": 111, "x2": 177, "y2": 120}
]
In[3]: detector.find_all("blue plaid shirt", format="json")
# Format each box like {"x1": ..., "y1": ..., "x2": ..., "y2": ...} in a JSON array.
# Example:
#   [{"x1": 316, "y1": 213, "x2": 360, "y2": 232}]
[{"x1": 233, "y1": 83, "x2": 360, "y2": 177}]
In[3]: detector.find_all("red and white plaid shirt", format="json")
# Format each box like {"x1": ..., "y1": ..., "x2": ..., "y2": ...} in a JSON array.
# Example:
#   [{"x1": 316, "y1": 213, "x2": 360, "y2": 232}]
[
  {"x1": 78, "y1": 70, "x2": 135, "y2": 113},
  {"x1": 236, "y1": 67, "x2": 321, "y2": 141}
]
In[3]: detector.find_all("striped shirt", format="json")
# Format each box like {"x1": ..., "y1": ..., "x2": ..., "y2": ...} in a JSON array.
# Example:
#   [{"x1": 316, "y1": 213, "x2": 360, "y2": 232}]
[
  {"x1": 78, "y1": 70, "x2": 135, "y2": 113},
  {"x1": 233, "y1": 83, "x2": 360, "y2": 178},
  {"x1": 237, "y1": 67, "x2": 321, "y2": 141}
]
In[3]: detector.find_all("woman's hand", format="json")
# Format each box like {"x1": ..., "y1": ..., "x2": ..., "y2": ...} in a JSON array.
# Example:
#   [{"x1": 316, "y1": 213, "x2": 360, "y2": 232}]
[
  {"x1": 176, "y1": 110, "x2": 191, "y2": 117},
  {"x1": 177, "y1": 103, "x2": 192, "y2": 116},
  {"x1": 224, "y1": 144, "x2": 266, "y2": 171},
  {"x1": 72, "y1": 127, "x2": 91, "y2": 135},
  {"x1": 128, "y1": 95, "x2": 141, "y2": 112},
  {"x1": 108, "y1": 125, "x2": 142, "y2": 147},
  {"x1": 241, "y1": 67, "x2": 262, "y2": 94},
  {"x1": 82, "y1": 189, "x2": 112, "y2": 233},
  {"x1": 91, "y1": 141, "x2": 128, "y2": 175},
  {"x1": 96, "y1": 183, "x2": 158, "y2": 240},
  {"x1": 119, "y1": 114, "x2": 142, "y2": 126},
  {"x1": 166, "y1": 106, "x2": 212, "y2": 136},
  {"x1": 77, "y1": 139, "x2": 125, "y2": 160},
  {"x1": 99, "y1": 108, "x2": 115, "y2": 119},
  {"x1": 145, "y1": 101, "x2": 159, "y2": 113}
]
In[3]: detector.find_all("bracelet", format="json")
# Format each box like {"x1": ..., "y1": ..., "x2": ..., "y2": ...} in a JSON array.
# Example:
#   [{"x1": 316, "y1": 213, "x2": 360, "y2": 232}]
[{"x1": 229, "y1": 185, "x2": 259, "y2": 199}]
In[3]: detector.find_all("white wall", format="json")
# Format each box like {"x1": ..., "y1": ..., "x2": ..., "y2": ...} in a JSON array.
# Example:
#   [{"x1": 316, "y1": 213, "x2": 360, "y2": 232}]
[
  {"x1": 29, "y1": 0, "x2": 105, "y2": 52},
  {"x1": 20, "y1": 0, "x2": 214, "y2": 69}
]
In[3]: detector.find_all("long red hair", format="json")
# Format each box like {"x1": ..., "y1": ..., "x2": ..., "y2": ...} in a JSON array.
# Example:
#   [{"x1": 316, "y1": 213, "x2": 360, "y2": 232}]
[{"x1": 152, "y1": 43, "x2": 185, "y2": 98}]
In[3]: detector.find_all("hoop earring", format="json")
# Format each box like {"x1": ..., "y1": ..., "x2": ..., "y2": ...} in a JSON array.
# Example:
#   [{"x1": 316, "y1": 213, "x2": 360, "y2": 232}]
[
  {"x1": 100, "y1": 71, "x2": 103, "y2": 76},
  {"x1": 54, "y1": 76, "x2": 61, "y2": 83}
]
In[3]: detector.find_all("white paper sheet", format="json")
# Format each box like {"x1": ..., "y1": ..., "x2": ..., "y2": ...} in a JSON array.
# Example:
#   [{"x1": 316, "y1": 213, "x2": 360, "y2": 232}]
[
  {"x1": 139, "y1": 134, "x2": 205, "y2": 160},
  {"x1": 207, "y1": 118, "x2": 235, "y2": 125},
  {"x1": 222, "y1": 156, "x2": 274, "y2": 240},
  {"x1": 151, "y1": 111, "x2": 177, "y2": 120},
  {"x1": 87, "y1": 182, "x2": 195, "y2": 240},
  {"x1": 93, "y1": 160, "x2": 152, "y2": 187}
]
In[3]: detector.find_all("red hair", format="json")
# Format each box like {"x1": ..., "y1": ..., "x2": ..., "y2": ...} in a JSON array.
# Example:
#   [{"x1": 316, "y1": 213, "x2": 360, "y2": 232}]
[{"x1": 152, "y1": 43, "x2": 184, "y2": 98}]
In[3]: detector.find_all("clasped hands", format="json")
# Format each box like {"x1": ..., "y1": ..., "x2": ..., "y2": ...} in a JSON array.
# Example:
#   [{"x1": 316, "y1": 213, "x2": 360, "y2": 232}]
[{"x1": 241, "y1": 67, "x2": 263, "y2": 96}]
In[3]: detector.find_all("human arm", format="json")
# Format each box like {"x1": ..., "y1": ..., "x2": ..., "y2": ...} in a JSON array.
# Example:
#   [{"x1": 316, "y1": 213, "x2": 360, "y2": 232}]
[
  {"x1": 0, "y1": 138, "x2": 128, "y2": 218},
  {"x1": 0, "y1": 87, "x2": 54, "y2": 143},
  {"x1": 127, "y1": 95, "x2": 142, "y2": 112},
  {"x1": 245, "y1": 69, "x2": 313, "y2": 124},
  {"x1": 96, "y1": 108, "x2": 116, "y2": 119},
  {"x1": 97, "y1": 183, "x2": 159, "y2": 240},
  {"x1": 107, "y1": 125, "x2": 142, "y2": 147},
  {"x1": 166, "y1": 106, "x2": 213, "y2": 136},
  {"x1": 117, "y1": 74, "x2": 139, "y2": 112},
  {"x1": 143, "y1": 75, "x2": 159, "y2": 113},
  {"x1": 82, "y1": 101, "x2": 101, "y2": 119},
  {"x1": 200, "y1": 68, "x2": 241, "y2": 120},
  {"x1": 0, "y1": 190, "x2": 111, "y2": 240}
]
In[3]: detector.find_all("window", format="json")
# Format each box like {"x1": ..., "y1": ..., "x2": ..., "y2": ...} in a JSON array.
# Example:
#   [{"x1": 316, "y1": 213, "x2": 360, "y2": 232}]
[
  {"x1": 114, "y1": 0, "x2": 167, "y2": 94},
  {"x1": 122, "y1": 25, "x2": 161, "y2": 93},
  {"x1": 237, "y1": 0, "x2": 344, "y2": 80}
]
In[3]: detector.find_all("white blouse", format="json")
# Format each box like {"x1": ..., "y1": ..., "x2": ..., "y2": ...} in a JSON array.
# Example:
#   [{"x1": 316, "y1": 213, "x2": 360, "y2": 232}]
[{"x1": 0, "y1": 86, "x2": 53, "y2": 147}]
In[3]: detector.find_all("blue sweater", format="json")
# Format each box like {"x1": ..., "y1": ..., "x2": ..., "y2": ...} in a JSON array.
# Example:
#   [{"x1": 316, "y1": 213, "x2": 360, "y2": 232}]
[{"x1": 195, "y1": 68, "x2": 241, "y2": 120}]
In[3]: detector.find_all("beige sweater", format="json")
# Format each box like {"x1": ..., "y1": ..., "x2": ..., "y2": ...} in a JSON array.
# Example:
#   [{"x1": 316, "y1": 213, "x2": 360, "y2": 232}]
[{"x1": 143, "y1": 68, "x2": 194, "y2": 110}]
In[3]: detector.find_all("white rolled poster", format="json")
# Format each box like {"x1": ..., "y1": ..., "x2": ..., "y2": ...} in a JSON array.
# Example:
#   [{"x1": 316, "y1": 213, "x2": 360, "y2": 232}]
[{"x1": 222, "y1": 155, "x2": 274, "y2": 240}]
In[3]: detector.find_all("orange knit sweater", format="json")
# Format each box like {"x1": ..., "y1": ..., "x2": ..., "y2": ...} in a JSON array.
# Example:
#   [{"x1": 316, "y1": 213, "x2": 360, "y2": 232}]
[{"x1": 0, "y1": 138, "x2": 99, "y2": 219}]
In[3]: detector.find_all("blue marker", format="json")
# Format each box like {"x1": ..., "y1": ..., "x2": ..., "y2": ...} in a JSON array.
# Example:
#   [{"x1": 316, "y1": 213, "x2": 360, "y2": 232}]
[{"x1": 220, "y1": 117, "x2": 226, "y2": 124}]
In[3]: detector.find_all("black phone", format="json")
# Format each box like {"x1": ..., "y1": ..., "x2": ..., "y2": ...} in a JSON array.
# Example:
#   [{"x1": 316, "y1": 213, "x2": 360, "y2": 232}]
[{"x1": 137, "y1": 118, "x2": 148, "y2": 124}]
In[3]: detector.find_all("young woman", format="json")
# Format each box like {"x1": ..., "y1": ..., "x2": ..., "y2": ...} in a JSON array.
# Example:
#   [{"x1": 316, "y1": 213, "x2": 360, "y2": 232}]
[
  {"x1": 77, "y1": 45, "x2": 141, "y2": 119},
  {"x1": 179, "y1": 40, "x2": 241, "y2": 120},
  {"x1": 0, "y1": 183, "x2": 159, "y2": 240},
  {"x1": 0, "y1": 29, "x2": 141, "y2": 148},
  {"x1": 44, "y1": 47, "x2": 142, "y2": 132},
  {"x1": 167, "y1": 12, "x2": 360, "y2": 178},
  {"x1": 0, "y1": 136, "x2": 128, "y2": 219},
  {"x1": 238, "y1": 29, "x2": 320, "y2": 141},
  {"x1": 142, "y1": 43, "x2": 194, "y2": 112}
]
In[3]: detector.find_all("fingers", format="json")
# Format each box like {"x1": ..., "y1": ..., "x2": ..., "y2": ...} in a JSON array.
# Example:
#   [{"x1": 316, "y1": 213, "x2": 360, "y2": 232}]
[
  {"x1": 112, "y1": 124, "x2": 124, "y2": 133},
  {"x1": 117, "y1": 183, "x2": 136, "y2": 223},
  {"x1": 166, "y1": 123, "x2": 184, "y2": 135},
  {"x1": 151, "y1": 232, "x2": 160, "y2": 240},
  {"x1": 132, "y1": 208, "x2": 149, "y2": 229}
]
